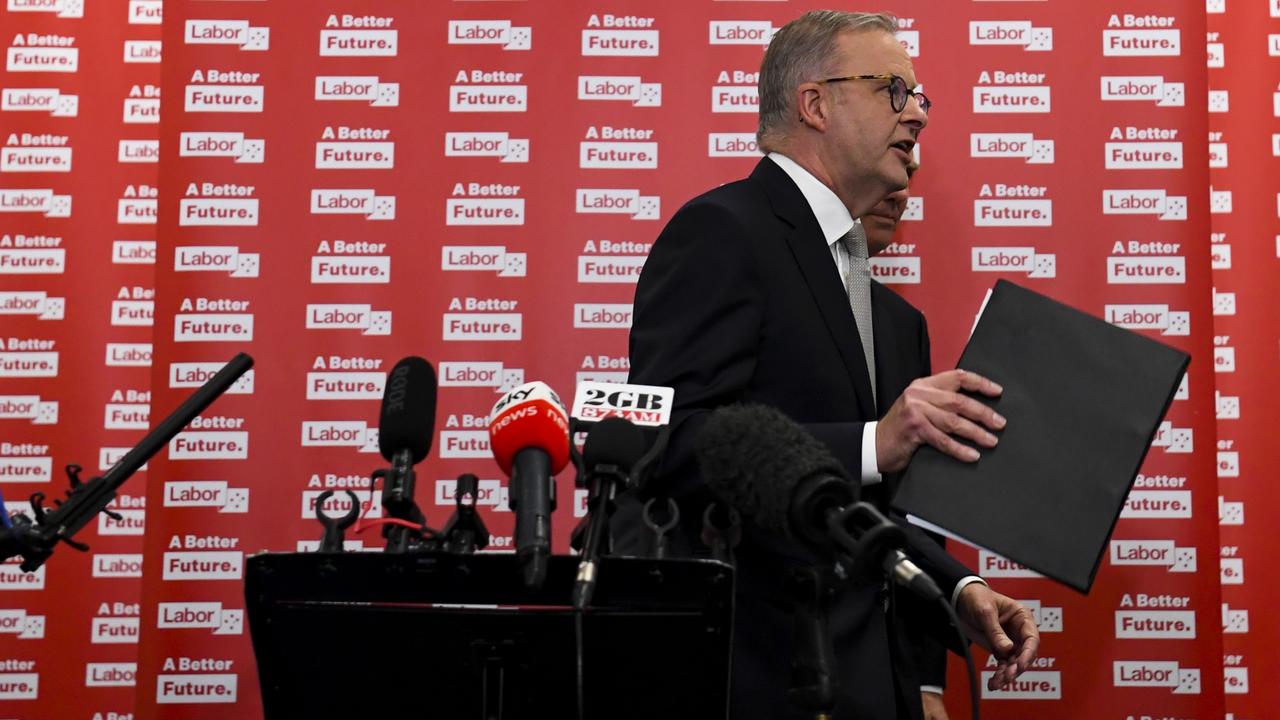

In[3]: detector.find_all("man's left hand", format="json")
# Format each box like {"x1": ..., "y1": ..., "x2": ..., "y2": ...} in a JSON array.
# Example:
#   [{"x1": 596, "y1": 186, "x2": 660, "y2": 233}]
[{"x1": 955, "y1": 584, "x2": 1040, "y2": 690}]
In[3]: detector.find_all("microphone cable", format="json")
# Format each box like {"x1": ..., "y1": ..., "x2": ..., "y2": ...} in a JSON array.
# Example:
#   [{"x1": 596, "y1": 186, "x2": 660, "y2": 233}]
[{"x1": 936, "y1": 595, "x2": 981, "y2": 720}]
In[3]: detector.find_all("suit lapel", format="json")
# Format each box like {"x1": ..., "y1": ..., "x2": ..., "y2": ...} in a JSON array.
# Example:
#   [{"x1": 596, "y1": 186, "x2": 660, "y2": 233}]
[{"x1": 752, "y1": 159, "x2": 876, "y2": 420}]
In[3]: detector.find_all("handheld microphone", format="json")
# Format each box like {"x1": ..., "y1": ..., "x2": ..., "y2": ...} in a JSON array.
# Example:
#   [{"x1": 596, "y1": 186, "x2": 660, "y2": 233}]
[
  {"x1": 695, "y1": 403, "x2": 942, "y2": 602},
  {"x1": 376, "y1": 357, "x2": 437, "y2": 552},
  {"x1": 488, "y1": 381, "x2": 570, "y2": 588}
]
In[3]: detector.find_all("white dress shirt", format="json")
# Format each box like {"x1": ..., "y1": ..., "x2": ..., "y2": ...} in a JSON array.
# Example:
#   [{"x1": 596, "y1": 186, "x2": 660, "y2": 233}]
[{"x1": 767, "y1": 154, "x2": 988, "y2": 651}]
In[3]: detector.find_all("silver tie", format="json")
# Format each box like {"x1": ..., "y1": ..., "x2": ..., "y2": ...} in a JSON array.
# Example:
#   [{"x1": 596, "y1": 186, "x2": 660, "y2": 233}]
[{"x1": 841, "y1": 222, "x2": 876, "y2": 406}]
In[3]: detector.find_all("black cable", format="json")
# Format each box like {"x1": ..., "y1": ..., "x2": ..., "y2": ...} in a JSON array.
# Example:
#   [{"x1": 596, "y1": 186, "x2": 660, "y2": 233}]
[
  {"x1": 937, "y1": 595, "x2": 980, "y2": 720},
  {"x1": 574, "y1": 607, "x2": 586, "y2": 720}
]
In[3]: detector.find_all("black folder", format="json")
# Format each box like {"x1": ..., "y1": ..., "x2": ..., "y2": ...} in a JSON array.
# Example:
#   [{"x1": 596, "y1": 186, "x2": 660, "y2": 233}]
[{"x1": 892, "y1": 280, "x2": 1190, "y2": 593}]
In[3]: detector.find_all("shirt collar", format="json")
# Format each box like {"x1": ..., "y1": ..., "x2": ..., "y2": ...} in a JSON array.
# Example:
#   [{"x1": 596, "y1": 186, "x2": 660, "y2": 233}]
[{"x1": 767, "y1": 151, "x2": 857, "y2": 248}]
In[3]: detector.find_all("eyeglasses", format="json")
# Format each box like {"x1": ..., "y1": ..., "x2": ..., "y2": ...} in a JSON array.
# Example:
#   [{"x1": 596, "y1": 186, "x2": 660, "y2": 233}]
[{"x1": 816, "y1": 74, "x2": 931, "y2": 115}]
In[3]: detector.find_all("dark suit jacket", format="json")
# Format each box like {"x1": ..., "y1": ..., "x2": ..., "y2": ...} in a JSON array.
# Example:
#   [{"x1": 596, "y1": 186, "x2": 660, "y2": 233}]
[{"x1": 622, "y1": 157, "x2": 971, "y2": 720}]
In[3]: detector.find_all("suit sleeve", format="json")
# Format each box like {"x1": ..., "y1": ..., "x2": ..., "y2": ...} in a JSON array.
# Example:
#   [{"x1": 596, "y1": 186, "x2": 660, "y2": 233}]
[{"x1": 629, "y1": 199, "x2": 765, "y2": 500}]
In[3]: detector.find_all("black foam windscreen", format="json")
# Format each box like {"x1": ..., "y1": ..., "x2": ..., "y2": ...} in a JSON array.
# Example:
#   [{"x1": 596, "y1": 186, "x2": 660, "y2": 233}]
[
  {"x1": 694, "y1": 403, "x2": 851, "y2": 538},
  {"x1": 582, "y1": 417, "x2": 648, "y2": 472},
  {"x1": 378, "y1": 356, "x2": 437, "y2": 464}
]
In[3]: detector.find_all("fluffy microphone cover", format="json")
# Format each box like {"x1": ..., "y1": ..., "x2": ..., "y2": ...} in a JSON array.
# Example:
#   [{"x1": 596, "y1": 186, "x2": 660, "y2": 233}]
[
  {"x1": 694, "y1": 403, "x2": 850, "y2": 538},
  {"x1": 583, "y1": 416, "x2": 648, "y2": 472}
]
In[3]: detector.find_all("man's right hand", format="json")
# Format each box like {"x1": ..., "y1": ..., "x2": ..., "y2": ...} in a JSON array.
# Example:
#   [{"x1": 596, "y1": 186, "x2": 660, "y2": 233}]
[{"x1": 875, "y1": 369, "x2": 1005, "y2": 474}]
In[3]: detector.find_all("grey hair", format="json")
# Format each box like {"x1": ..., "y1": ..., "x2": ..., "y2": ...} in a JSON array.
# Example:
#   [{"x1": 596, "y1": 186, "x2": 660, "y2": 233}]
[{"x1": 757, "y1": 11, "x2": 898, "y2": 152}]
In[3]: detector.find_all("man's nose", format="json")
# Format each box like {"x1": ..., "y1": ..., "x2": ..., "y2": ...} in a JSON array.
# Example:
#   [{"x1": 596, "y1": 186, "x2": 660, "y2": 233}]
[{"x1": 901, "y1": 94, "x2": 928, "y2": 131}]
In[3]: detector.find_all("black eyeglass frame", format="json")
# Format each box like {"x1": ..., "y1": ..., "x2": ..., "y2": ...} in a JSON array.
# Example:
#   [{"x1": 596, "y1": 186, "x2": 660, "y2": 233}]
[{"x1": 816, "y1": 74, "x2": 931, "y2": 115}]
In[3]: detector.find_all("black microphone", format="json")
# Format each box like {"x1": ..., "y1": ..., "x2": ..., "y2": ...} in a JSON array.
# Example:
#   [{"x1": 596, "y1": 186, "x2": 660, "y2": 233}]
[
  {"x1": 376, "y1": 357, "x2": 437, "y2": 552},
  {"x1": 572, "y1": 417, "x2": 648, "y2": 609},
  {"x1": 695, "y1": 403, "x2": 942, "y2": 602}
]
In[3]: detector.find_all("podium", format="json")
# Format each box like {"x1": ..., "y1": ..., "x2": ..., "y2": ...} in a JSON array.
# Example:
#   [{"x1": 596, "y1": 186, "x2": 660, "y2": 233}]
[{"x1": 245, "y1": 551, "x2": 734, "y2": 719}]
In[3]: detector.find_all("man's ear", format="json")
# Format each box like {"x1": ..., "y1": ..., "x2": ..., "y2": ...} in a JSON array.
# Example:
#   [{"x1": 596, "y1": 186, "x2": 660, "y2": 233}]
[{"x1": 795, "y1": 83, "x2": 828, "y2": 132}]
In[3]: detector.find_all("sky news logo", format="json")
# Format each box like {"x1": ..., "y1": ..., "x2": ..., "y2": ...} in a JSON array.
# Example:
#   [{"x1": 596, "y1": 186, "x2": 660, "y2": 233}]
[
  {"x1": 709, "y1": 20, "x2": 775, "y2": 45},
  {"x1": 0, "y1": 291, "x2": 63, "y2": 319},
  {"x1": 9, "y1": 0, "x2": 83, "y2": 18},
  {"x1": 1104, "y1": 303, "x2": 1189, "y2": 336},
  {"x1": 1, "y1": 87, "x2": 77, "y2": 116},
  {"x1": 448, "y1": 20, "x2": 531, "y2": 51},
  {"x1": 970, "y1": 247, "x2": 1056, "y2": 278},
  {"x1": 170, "y1": 362, "x2": 254, "y2": 394},
  {"x1": 311, "y1": 189, "x2": 395, "y2": 220},
  {"x1": 300, "y1": 420, "x2": 379, "y2": 452},
  {"x1": 163, "y1": 481, "x2": 249, "y2": 513},
  {"x1": 1100, "y1": 76, "x2": 1184, "y2": 106},
  {"x1": 576, "y1": 189, "x2": 660, "y2": 220},
  {"x1": 185, "y1": 19, "x2": 269, "y2": 51},
  {"x1": 306, "y1": 304, "x2": 392, "y2": 335},
  {"x1": 157, "y1": 602, "x2": 244, "y2": 635},
  {"x1": 0, "y1": 189, "x2": 71, "y2": 217},
  {"x1": 180, "y1": 132, "x2": 264, "y2": 164},
  {"x1": 438, "y1": 361, "x2": 524, "y2": 392},
  {"x1": 1113, "y1": 661, "x2": 1199, "y2": 693},
  {"x1": 1109, "y1": 539, "x2": 1196, "y2": 572},
  {"x1": 578, "y1": 76, "x2": 661, "y2": 107},
  {"x1": 969, "y1": 21, "x2": 1052, "y2": 51},
  {"x1": 315, "y1": 75, "x2": 399, "y2": 107},
  {"x1": 442, "y1": 246, "x2": 526, "y2": 277},
  {"x1": 1102, "y1": 189, "x2": 1186, "y2": 219},
  {"x1": 445, "y1": 132, "x2": 528, "y2": 163}
]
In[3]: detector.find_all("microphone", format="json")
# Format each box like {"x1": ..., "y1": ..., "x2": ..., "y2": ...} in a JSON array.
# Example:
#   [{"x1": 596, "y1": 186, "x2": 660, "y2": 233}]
[
  {"x1": 488, "y1": 381, "x2": 571, "y2": 588},
  {"x1": 572, "y1": 417, "x2": 648, "y2": 609},
  {"x1": 376, "y1": 357, "x2": 437, "y2": 553},
  {"x1": 695, "y1": 403, "x2": 942, "y2": 602}
]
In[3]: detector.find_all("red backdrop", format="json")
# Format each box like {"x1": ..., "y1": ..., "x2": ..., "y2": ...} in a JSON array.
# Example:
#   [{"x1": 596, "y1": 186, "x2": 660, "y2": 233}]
[{"x1": 2, "y1": 2, "x2": 1274, "y2": 719}]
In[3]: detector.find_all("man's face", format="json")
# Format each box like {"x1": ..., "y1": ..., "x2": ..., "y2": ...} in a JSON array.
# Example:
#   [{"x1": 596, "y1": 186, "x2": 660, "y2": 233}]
[
  {"x1": 862, "y1": 186, "x2": 910, "y2": 256},
  {"x1": 819, "y1": 30, "x2": 926, "y2": 206}
]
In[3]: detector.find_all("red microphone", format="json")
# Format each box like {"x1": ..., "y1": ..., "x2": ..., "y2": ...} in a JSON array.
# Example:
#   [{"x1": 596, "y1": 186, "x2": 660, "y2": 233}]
[{"x1": 488, "y1": 381, "x2": 570, "y2": 587}]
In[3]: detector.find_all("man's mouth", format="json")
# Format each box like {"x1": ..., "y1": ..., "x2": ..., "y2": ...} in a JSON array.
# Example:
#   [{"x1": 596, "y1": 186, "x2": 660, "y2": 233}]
[{"x1": 890, "y1": 139, "x2": 915, "y2": 157}]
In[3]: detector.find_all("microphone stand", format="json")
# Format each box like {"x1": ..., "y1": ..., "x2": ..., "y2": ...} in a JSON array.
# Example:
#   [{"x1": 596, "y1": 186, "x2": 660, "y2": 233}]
[
  {"x1": 375, "y1": 448, "x2": 431, "y2": 553},
  {"x1": 788, "y1": 565, "x2": 838, "y2": 720},
  {"x1": 0, "y1": 353, "x2": 253, "y2": 572}
]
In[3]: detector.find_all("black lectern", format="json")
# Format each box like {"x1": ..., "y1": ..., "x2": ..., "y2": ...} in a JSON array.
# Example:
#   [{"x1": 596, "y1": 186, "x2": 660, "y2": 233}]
[{"x1": 245, "y1": 551, "x2": 733, "y2": 719}]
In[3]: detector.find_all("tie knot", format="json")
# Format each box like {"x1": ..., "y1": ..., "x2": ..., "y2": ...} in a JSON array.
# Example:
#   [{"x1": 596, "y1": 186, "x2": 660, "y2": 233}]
[{"x1": 841, "y1": 222, "x2": 869, "y2": 261}]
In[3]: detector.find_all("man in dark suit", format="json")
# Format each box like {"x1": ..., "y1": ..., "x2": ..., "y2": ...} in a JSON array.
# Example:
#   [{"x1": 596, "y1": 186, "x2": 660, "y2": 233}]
[{"x1": 624, "y1": 10, "x2": 1039, "y2": 720}]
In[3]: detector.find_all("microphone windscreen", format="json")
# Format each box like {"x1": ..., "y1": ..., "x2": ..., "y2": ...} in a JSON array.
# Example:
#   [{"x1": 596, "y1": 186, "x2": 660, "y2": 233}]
[
  {"x1": 583, "y1": 417, "x2": 648, "y2": 472},
  {"x1": 694, "y1": 403, "x2": 850, "y2": 537},
  {"x1": 378, "y1": 357, "x2": 437, "y2": 464},
  {"x1": 488, "y1": 381, "x2": 571, "y2": 476}
]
